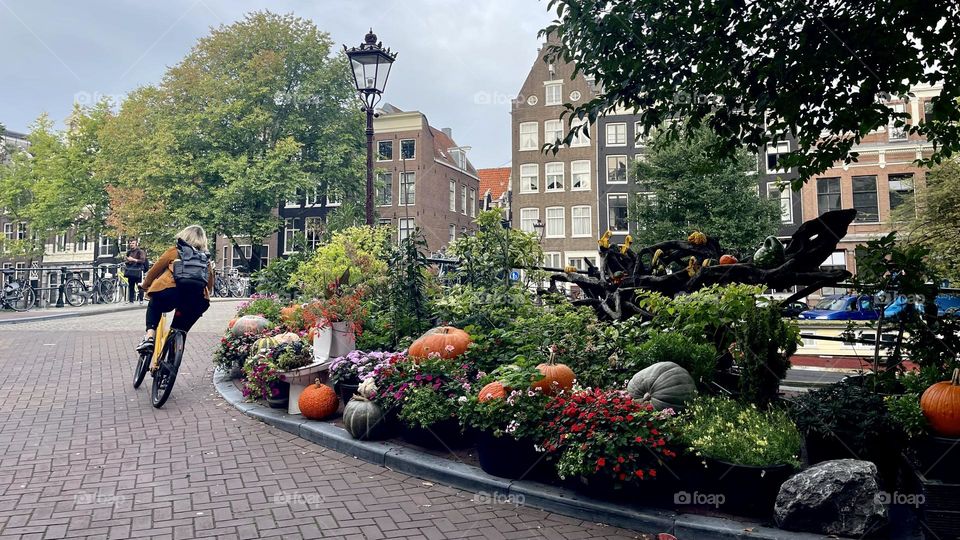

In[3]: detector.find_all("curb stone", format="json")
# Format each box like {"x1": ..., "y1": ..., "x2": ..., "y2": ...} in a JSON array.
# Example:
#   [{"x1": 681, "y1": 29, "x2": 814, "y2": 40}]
[
  {"x1": 0, "y1": 297, "x2": 241, "y2": 325},
  {"x1": 212, "y1": 370, "x2": 840, "y2": 540}
]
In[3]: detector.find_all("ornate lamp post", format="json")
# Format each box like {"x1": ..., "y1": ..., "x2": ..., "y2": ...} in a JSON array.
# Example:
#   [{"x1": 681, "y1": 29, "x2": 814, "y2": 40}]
[
  {"x1": 533, "y1": 219, "x2": 546, "y2": 242},
  {"x1": 344, "y1": 29, "x2": 397, "y2": 226}
]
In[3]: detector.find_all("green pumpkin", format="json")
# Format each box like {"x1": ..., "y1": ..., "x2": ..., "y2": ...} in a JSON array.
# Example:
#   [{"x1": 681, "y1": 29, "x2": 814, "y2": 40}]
[
  {"x1": 342, "y1": 396, "x2": 389, "y2": 440},
  {"x1": 252, "y1": 335, "x2": 281, "y2": 354},
  {"x1": 626, "y1": 361, "x2": 696, "y2": 411},
  {"x1": 230, "y1": 315, "x2": 272, "y2": 337},
  {"x1": 753, "y1": 236, "x2": 785, "y2": 269}
]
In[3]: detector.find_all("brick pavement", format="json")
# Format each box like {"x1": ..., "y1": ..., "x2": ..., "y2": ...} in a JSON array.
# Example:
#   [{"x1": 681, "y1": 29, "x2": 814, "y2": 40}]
[{"x1": 0, "y1": 302, "x2": 644, "y2": 539}]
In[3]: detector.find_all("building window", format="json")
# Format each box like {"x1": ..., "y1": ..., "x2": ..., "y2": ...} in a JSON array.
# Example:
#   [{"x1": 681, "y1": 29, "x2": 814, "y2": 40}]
[
  {"x1": 53, "y1": 234, "x2": 66, "y2": 253},
  {"x1": 570, "y1": 118, "x2": 589, "y2": 147},
  {"x1": 571, "y1": 160, "x2": 591, "y2": 190},
  {"x1": 817, "y1": 177, "x2": 841, "y2": 215},
  {"x1": 16, "y1": 222, "x2": 26, "y2": 240},
  {"x1": 766, "y1": 141, "x2": 790, "y2": 173},
  {"x1": 469, "y1": 188, "x2": 476, "y2": 218},
  {"x1": 634, "y1": 122, "x2": 648, "y2": 147},
  {"x1": 889, "y1": 103, "x2": 908, "y2": 141},
  {"x1": 449, "y1": 224, "x2": 456, "y2": 244},
  {"x1": 545, "y1": 162, "x2": 564, "y2": 191},
  {"x1": 461, "y1": 185, "x2": 467, "y2": 215},
  {"x1": 377, "y1": 140, "x2": 393, "y2": 161},
  {"x1": 376, "y1": 172, "x2": 393, "y2": 206},
  {"x1": 545, "y1": 207, "x2": 564, "y2": 238},
  {"x1": 519, "y1": 122, "x2": 538, "y2": 151},
  {"x1": 767, "y1": 182, "x2": 793, "y2": 224},
  {"x1": 567, "y1": 256, "x2": 596, "y2": 272},
  {"x1": 852, "y1": 175, "x2": 879, "y2": 223},
  {"x1": 545, "y1": 82, "x2": 562, "y2": 106},
  {"x1": 519, "y1": 208, "x2": 539, "y2": 233},
  {"x1": 544, "y1": 119, "x2": 563, "y2": 145},
  {"x1": 400, "y1": 172, "x2": 415, "y2": 205},
  {"x1": 75, "y1": 234, "x2": 88, "y2": 252},
  {"x1": 572, "y1": 205, "x2": 591, "y2": 237},
  {"x1": 606, "y1": 155, "x2": 628, "y2": 183},
  {"x1": 283, "y1": 218, "x2": 300, "y2": 253},
  {"x1": 398, "y1": 218, "x2": 415, "y2": 243},
  {"x1": 606, "y1": 123, "x2": 627, "y2": 146},
  {"x1": 820, "y1": 251, "x2": 847, "y2": 296},
  {"x1": 327, "y1": 190, "x2": 343, "y2": 206},
  {"x1": 305, "y1": 217, "x2": 323, "y2": 249},
  {"x1": 379, "y1": 218, "x2": 392, "y2": 228},
  {"x1": 400, "y1": 139, "x2": 416, "y2": 160},
  {"x1": 608, "y1": 194, "x2": 629, "y2": 232},
  {"x1": 520, "y1": 164, "x2": 538, "y2": 193},
  {"x1": 544, "y1": 252, "x2": 562, "y2": 269},
  {"x1": 449, "y1": 180, "x2": 457, "y2": 211},
  {"x1": 888, "y1": 173, "x2": 914, "y2": 216},
  {"x1": 2, "y1": 223, "x2": 12, "y2": 241}
]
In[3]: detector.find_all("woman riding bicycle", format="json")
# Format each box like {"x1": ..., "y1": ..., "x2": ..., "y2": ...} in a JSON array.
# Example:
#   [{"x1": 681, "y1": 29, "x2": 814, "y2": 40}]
[{"x1": 136, "y1": 225, "x2": 215, "y2": 353}]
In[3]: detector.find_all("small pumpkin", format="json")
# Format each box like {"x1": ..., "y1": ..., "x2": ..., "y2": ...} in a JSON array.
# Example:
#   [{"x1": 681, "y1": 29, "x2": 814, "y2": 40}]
[
  {"x1": 921, "y1": 368, "x2": 960, "y2": 437},
  {"x1": 252, "y1": 335, "x2": 281, "y2": 353},
  {"x1": 408, "y1": 326, "x2": 472, "y2": 361},
  {"x1": 719, "y1": 254, "x2": 738, "y2": 265},
  {"x1": 531, "y1": 348, "x2": 575, "y2": 395},
  {"x1": 274, "y1": 332, "x2": 302, "y2": 345},
  {"x1": 626, "y1": 361, "x2": 696, "y2": 411},
  {"x1": 299, "y1": 379, "x2": 339, "y2": 420},
  {"x1": 228, "y1": 318, "x2": 238, "y2": 329},
  {"x1": 687, "y1": 231, "x2": 707, "y2": 245},
  {"x1": 478, "y1": 381, "x2": 507, "y2": 402},
  {"x1": 342, "y1": 395, "x2": 388, "y2": 440},
  {"x1": 230, "y1": 315, "x2": 272, "y2": 337}
]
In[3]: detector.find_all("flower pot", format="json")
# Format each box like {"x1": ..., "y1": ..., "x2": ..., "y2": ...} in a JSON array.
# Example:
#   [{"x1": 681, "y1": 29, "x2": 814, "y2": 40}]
[
  {"x1": 229, "y1": 362, "x2": 244, "y2": 380},
  {"x1": 330, "y1": 321, "x2": 356, "y2": 358},
  {"x1": 336, "y1": 381, "x2": 360, "y2": 406},
  {"x1": 400, "y1": 418, "x2": 472, "y2": 450},
  {"x1": 266, "y1": 381, "x2": 290, "y2": 409},
  {"x1": 910, "y1": 435, "x2": 960, "y2": 482},
  {"x1": 804, "y1": 431, "x2": 900, "y2": 488},
  {"x1": 694, "y1": 458, "x2": 795, "y2": 517},
  {"x1": 475, "y1": 431, "x2": 549, "y2": 480}
]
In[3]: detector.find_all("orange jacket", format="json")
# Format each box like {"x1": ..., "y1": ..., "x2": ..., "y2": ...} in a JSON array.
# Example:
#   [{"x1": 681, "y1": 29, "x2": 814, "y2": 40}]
[{"x1": 142, "y1": 246, "x2": 216, "y2": 299}]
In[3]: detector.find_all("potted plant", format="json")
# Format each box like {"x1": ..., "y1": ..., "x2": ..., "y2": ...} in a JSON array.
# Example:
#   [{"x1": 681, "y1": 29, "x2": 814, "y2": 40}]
[
  {"x1": 329, "y1": 350, "x2": 400, "y2": 405},
  {"x1": 213, "y1": 326, "x2": 280, "y2": 379},
  {"x1": 674, "y1": 396, "x2": 801, "y2": 516},
  {"x1": 305, "y1": 288, "x2": 368, "y2": 363},
  {"x1": 241, "y1": 338, "x2": 313, "y2": 409}
]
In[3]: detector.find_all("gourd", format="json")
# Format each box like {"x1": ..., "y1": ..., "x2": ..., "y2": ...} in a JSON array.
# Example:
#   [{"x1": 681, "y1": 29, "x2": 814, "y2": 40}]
[
  {"x1": 719, "y1": 254, "x2": 738, "y2": 265},
  {"x1": 252, "y1": 335, "x2": 281, "y2": 353},
  {"x1": 298, "y1": 379, "x2": 339, "y2": 420},
  {"x1": 342, "y1": 395, "x2": 388, "y2": 440},
  {"x1": 626, "y1": 361, "x2": 696, "y2": 411},
  {"x1": 921, "y1": 368, "x2": 960, "y2": 437},
  {"x1": 753, "y1": 236, "x2": 785, "y2": 269},
  {"x1": 358, "y1": 378, "x2": 378, "y2": 399},
  {"x1": 230, "y1": 315, "x2": 272, "y2": 336},
  {"x1": 478, "y1": 381, "x2": 507, "y2": 402},
  {"x1": 408, "y1": 326, "x2": 472, "y2": 361},
  {"x1": 531, "y1": 349, "x2": 575, "y2": 395},
  {"x1": 274, "y1": 332, "x2": 302, "y2": 345},
  {"x1": 687, "y1": 231, "x2": 707, "y2": 245}
]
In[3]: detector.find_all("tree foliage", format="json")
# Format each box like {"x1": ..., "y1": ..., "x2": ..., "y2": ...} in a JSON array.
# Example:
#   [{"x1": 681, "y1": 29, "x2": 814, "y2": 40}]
[
  {"x1": 893, "y1": 159, "x2": 960, "y2": 283},
  {"x1": 542, "y1": 0, "x2": 960, "y2": 185},
  {"x1": 632, "y1": 124, "x2": 780, "y2": 256}
]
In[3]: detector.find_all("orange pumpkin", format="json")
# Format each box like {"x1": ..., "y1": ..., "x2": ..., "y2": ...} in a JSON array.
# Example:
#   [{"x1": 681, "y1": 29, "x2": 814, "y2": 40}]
[
  {"x1": 921, "y1": 368, "x2": 960, "y2": 437},
  {"x1": 299, "y1": 379, "x2": 339, "y2": 420},
  {"x1": 228, "y1": 318, "x2": 237, "y2": 329},
  {"x1": 478, "y1": 381, "x2": 507, "y2": 402},
  {"x1": 531, "y1": 349, "x2": 575, "y2": 395},
  {"x1": 408, "y1": 326, "x2": 472, "y2": 361},
  {"x1": 719, "y1": 254, "x2": 738, "y2": 265}
]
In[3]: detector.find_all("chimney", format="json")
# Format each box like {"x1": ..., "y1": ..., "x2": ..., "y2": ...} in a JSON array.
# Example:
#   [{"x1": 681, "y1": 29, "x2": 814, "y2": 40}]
[{"x1": 442, "y1": 127, "x2": 453, "y2": 139}]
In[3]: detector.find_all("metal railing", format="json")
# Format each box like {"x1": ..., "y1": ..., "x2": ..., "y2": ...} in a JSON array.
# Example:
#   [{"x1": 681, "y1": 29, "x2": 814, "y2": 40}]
[{"x1": 3, "y1": 263, "x2": 126, "y2": 309}]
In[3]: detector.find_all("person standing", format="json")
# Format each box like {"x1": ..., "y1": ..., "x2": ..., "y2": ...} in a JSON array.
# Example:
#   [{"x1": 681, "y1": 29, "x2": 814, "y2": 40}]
[{"x1": 124, "y1": 240, "x2": 147, "y2": 304}]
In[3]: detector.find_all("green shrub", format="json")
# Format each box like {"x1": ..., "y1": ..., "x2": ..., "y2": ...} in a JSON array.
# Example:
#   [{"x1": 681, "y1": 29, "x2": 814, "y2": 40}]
[
  {"x1": 631, "y1": 332, "x2": 717, "y2": 385},
  {"x1": 235, "y1": 295, "x2": 285, "y2": 324}
]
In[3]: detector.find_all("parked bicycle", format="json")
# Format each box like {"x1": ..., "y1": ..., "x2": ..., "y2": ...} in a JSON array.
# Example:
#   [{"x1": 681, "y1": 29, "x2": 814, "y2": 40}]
[
  {"x1": 214, "y1": 268, "x2": 248, "y2": 298},
  {"x1": 1, "y1": 271, "x2": 37, "y2": 312},
  {"x1": 63, "y1": 266, "x2": 122, "y2": 307}
]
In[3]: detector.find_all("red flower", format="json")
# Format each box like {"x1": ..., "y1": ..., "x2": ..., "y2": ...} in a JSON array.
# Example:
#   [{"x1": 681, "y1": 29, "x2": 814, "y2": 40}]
[
  {"x1": 596, "y1": 457, "x2": 606, "y2": 468},
  {"x1": 617, "y1": 456, "x2": 625, "y2": 464},
  {"x1": 618, "y1": 473, "x2": 626, "y2": 481},
  {"x1": 635, "y1": 470, "x2": 644, "y2": 479},
  {"x1": 648, "y1": 469, "x2": 657, "y2": 478}
]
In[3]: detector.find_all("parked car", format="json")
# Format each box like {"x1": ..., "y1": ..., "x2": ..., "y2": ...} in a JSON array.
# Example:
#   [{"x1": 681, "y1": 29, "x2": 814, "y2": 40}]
[
  {"x1": 798, "y1": 294, "x2": 880, "y2": 321},
  {"x1": 883, "y1": 294, "x2": 960, "y2": 319},
  {"x1": 780, "y1": 301, "x2": 808, "y2": 318}
]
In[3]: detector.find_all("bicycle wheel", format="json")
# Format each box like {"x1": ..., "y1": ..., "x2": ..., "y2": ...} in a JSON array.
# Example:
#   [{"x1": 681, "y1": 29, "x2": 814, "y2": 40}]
[
  {"x1": 151, "y1": 330, "x2": 185, "y2": 408},
  {"x1": 133, "y1": 351, "x2": 150, "y2": 389},
  {"x1": 228, "y1": 280, "x2": 242, "y2": 298},
  {"x1": 214, "y1": 277, "x2": 227, "y2": 298},
  {"x1": 98, "y1": 279, "x2": 117, "y2": 304},
  {"x1": 63, "y1": 278, "x2": 87, "y2": 307},
  {"x1": 9, "y1": 285, "x2": 36, "y2": 312}
]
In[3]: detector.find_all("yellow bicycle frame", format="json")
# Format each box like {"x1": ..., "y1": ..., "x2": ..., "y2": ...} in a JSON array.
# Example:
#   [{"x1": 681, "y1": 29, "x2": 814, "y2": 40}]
[{"x1": 150, "y1": 309, "x2": 177, "y2": 370}]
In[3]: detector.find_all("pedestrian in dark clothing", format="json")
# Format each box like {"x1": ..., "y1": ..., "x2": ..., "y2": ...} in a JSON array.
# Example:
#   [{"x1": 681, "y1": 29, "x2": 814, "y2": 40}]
[{"x1": 124, "y1": 240, "x2": 147, "y2": 304}]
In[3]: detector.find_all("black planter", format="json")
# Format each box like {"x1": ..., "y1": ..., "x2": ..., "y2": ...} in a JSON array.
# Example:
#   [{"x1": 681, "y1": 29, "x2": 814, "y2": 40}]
[
  {"x1": 475, "y1": 432, "x2": 549, "y2": 480},
  {"x1": 695, "y1": 458, "x2": 796, "y2": 517},
  {"x1": 804, "y1": 431, "x2": 901, "y2": 488},
  {"x1": 911, "y1": 435, "x2": 960, "y2": 482},
  {"x1": 400, "y1": 418, "x2": 472, "y2": 450},
  {"x1": 337, "y1": 382, "x2": 360, "y2": 406},
  {"x1": 266, "y1": 381, "x2": 290, "y2": 409}
]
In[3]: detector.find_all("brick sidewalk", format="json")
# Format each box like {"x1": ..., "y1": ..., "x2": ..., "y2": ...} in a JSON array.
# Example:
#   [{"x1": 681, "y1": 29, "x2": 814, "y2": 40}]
[{"x1": 0, "y1": 305, "x2": 644, "y2": 539}]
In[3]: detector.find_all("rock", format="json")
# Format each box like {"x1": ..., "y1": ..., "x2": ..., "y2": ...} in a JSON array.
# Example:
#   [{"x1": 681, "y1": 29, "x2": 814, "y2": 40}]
[{"x1": 775, "y1": 459, "x2": 888, "y2": 537}]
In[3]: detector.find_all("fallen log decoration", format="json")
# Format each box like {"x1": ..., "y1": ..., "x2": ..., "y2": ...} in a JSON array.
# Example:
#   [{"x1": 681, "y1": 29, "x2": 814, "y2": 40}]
[{"x1": 547, "y1": 209, "x2": 857, "y2": 321}]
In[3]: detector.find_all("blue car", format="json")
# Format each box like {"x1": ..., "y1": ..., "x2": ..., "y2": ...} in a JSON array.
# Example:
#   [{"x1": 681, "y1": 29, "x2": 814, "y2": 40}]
[
  {"x1": 883, "y1": 294, "x2": 960, "y2": 319},
  {"x1": 798, "y1": 294, "x2": 880, "y2": 321}
]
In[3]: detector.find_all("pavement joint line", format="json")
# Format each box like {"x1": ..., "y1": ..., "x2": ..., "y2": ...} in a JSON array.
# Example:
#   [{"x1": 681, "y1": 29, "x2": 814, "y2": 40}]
[{"x1": 212, "y1": 369, "x2": 842, "y2": 540}]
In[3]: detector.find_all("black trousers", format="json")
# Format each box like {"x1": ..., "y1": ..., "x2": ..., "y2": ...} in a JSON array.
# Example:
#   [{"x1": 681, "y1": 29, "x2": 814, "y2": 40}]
[
  {"x1": 145, "y1": 287, "x2": 209, "y2": 332},
  {"x1": 127, "y1": 276, "x2": 143, "y2": 303}
]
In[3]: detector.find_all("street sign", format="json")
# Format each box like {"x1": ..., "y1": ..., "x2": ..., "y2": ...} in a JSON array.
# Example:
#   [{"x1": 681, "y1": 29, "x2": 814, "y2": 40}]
[{"x1": 509, "y1": 270, "x2": 521, "y2": 281}]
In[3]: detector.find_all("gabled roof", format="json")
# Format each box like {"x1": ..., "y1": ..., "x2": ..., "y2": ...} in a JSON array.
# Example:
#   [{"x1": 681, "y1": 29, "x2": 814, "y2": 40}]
[
  {"x1": 430, "y1": 126, "x2": 477, "y2": 176},
  {"x1": 478, "y1": 167, "x2": 511, "y2": 200}
]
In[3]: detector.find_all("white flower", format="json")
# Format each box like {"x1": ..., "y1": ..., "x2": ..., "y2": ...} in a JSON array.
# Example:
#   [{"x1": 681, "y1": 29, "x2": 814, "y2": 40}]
[
  {"x1": 457, "y1": 396, "x2": 468, "y2": 404},
  {"x1": 505, "y1": 421, "x2": 520, "y2": 434}
]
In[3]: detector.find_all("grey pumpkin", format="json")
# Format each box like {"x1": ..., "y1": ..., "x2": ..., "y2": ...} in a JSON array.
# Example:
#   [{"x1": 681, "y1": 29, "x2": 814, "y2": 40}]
[
  {"x1": 342, "y1": 395, "x2": 388, "y2": 440},
  {"x1": 626, "y1": 361, "x2": 696, "y2": 411}
]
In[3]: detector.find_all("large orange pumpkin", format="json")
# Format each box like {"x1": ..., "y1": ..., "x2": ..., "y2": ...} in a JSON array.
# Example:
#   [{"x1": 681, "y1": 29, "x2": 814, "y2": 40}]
[
  {"x1": 478, "y1": 381, "x2": 507, "y2": 402},
  {"x1": 719, "y1": 254, "x2": 738, "y2": 265},
  {"x1": 921, "y1": 369, "x2": 960, "y2": 437},
  {"x1": 299, "y1": 379, "x2": 339, "y2": 420},
  {"x1": 531, "y1": 350, "x2": 575, "y2": 395},
  {"x1": 408, "y1": 326, "x2": 472, "y2": 361}
]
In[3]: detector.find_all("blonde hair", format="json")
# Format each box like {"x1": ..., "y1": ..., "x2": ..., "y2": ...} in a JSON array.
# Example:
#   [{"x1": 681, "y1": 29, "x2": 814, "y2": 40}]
[{"x1": 176, "y1": 225, "x2": 208, "y2": 252}]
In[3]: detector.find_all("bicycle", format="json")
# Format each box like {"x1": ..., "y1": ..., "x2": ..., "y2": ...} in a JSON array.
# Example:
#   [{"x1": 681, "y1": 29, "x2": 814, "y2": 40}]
[
  {"x1": 1, "y1": 271, "x2": 37, "y2": 312},
  {"x1": 63, "y1": 267, "x2": 121, "y2": 307},
  {"x1": 133, "y1": 309, "x2": 185, "y2": 408}
]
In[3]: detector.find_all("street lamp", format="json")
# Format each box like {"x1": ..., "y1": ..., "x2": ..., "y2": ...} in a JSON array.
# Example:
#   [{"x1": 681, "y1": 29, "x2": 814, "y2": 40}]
[
  {"x1": 344, "y1": 29, "x2": 397, "y2": 226},
  {"x1": 533, "y1": 219, "x2": 546, "y2": 242}
]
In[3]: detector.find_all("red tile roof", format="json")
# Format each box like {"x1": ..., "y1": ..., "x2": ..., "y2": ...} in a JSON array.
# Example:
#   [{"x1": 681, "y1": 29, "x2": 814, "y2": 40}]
[{"x1": 478, "y1": 167, "x2": 511, "y2": 201}]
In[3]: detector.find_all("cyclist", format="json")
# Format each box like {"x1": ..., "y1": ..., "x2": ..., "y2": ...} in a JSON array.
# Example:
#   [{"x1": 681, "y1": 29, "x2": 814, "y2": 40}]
[{"x1": 135, "y1": 225, "x2": 215, "y2": 354}]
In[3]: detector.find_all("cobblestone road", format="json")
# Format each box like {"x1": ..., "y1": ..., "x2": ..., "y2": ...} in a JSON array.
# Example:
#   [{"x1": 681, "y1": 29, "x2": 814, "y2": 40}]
[{"x1": 0, "y1": 301, "x2": 643, "y2": 539}]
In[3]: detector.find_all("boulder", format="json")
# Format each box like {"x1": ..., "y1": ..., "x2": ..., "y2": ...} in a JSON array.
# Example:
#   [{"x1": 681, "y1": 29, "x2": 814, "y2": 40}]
[{"x1": 775, "y1": 459, "x2": 888, "y2": 537}]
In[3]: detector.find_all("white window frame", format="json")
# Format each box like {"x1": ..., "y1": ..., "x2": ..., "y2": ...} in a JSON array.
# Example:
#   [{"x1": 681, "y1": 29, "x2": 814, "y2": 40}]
[
  {"x1": 767, "y1": 182, "x2": 793, "y2": 224},
  {"x1": 283, "y1": 218, "x2": 300, "y2": 254},
  {"x1": 377, "y1": 140, "x2": 393, "y2": 161},
  {"x1": 398, "y1": 218, "x2": 415, "y2": 244},
  {"x1": 570, "y1": 118, "x2": 589, "y2": 147},
  {"x1": 448, "y1": 224, "x2": 456, "y2": 244},
  {"x1": 545, "y1": 82, "x2": 562, "y2": 106},
  {"x1": 399, "y1": 172, "x2": 415, "y2": 206},
  {"x1": 519, "y1": 164, "x2": 539, "y2": 193},
  {"x1": 571, "y1": 160, "x2": 591, "y2": 191},
  {"x1": 766, "y1": 141, "x2": 791, "y2": 174},
  {"x1": 304, "y1": 217, "x2": 323, "y2": 250},
  {"x1": 449, "y1": 180, "x2": 457, "y2": 211},
  {"x1": 519, "y1": 208, "x2": 539, "y2": 233},
  {"x1": 544, "y1": 119, "x2": 563, "y2": 145},
  {"x1": 378, "y1": 172, "x2": 393, "y2": 206},
  {"x1": 545, "y1": 207, "x2": 564, "y2": 238},
  {"x1": 889, "y1": 103, "x2": 908, "y2": 141},
  {"x1": 606, "y1": 155, "x2": 628, "y2": 184},
  {"x1": 461, "y1": 185, "x2": 467, "y2": 215},
  {"x1": 469, "y1": 188, "x2": 476, "y2": 218},
  {"x1": 607, "y1": 193, "x2": 629, "y2": 233},
  {"x1": 634, "y1": 122, "x2": 647, "y2": 147},
  {"x1": 571, "y1": 205, "x2": 592, "y2": 237},
  {"x1": 519, "y1": 122, "x2": 538, "y2": 151},
  {"x1": 545, "y1": 162, "x2": 564, "y2": 192},
  {"x1": 606, "y1": 123, "x2": 627, "y2": 146},
  {"x1": 3, "y1": 223, "x2": 12, "y2": 241},
  {"x1": 543, "y1": 252, "x2": 562, "y2": 269},
  {"x1": 400, "y1": 139, "x2": 416, "y2": 160}
]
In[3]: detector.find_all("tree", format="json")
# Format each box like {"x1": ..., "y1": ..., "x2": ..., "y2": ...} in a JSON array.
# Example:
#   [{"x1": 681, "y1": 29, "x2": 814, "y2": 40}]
[
  {"x1": 542, "y1": 0, "x2": 960, "y2": 185},
  {"x1": 894, "y1": 159, "x2": 960, "y2": 283},
  {"x1": 631, "y1": 124, "x2": 780, "y2": 257}
]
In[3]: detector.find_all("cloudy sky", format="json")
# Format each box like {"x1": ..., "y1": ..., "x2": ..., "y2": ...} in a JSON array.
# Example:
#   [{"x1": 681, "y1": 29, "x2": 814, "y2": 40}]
[{"x1": 0, "y1": 0, "x2": 555, "y2": 168}]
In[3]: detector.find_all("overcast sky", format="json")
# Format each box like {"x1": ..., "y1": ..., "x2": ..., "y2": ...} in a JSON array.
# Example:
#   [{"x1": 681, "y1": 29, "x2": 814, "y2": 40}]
[{"x1": 0, "y1": 0, "x2": 555, "y2": 168}]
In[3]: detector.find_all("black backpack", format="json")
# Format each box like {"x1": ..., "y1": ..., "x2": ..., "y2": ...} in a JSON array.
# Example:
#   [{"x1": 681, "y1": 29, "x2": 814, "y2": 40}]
[{"x1": 172, "y1": 239, "x2": 210, "y2": 290}]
